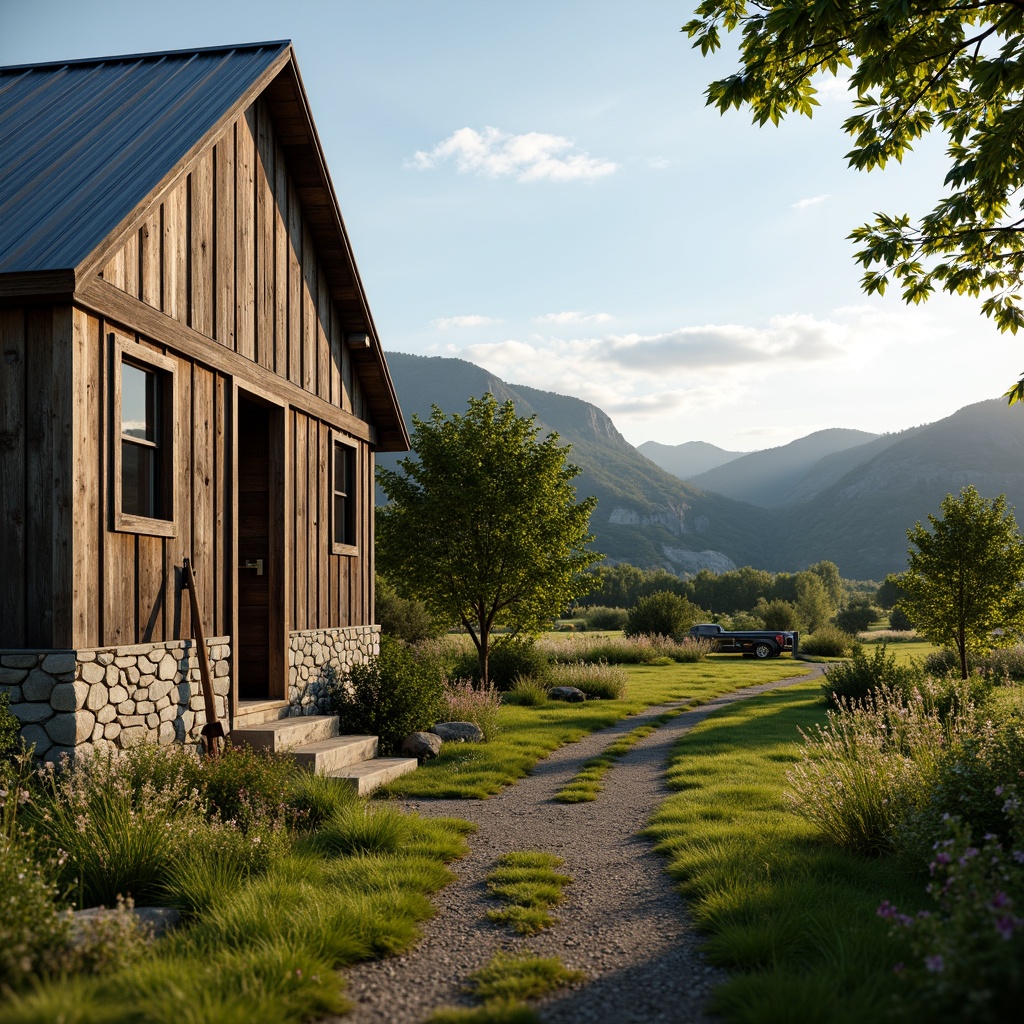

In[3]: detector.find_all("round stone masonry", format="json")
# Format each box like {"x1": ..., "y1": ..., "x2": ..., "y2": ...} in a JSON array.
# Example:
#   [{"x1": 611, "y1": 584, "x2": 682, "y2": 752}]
[{"x1": 0, "y1": 637, "x2": 231, "y2": 761}]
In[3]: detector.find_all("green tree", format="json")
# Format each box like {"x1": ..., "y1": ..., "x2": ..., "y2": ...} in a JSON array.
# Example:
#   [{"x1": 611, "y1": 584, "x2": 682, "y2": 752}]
[
  {"x1": 796, "y1": 571, "x2": 837, "y2": 631},
  {"x1": 624, "y1": 591, "x2": 708, "y2": 641},
  {"x1": 876, "y1": 573, "x2": 905, "y2": 611},
  {"x1": 897, "y1": 486, "x2": 1024, "y2": 678},
  {"x1": 755, "y1": 597, "x2": 801, "y2": 632},
  {"x1": 377, "y1": 394, "x2": 601, "y2": 685},
  {"x1": 683, "y1": 2, "x2": 1024, "y2": 398}
]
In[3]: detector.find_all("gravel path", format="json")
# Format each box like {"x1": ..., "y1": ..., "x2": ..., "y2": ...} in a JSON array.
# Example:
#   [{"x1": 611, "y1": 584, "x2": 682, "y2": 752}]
[{"x1": 335, "y1": 665, "x2": 823, "y2": 1024}]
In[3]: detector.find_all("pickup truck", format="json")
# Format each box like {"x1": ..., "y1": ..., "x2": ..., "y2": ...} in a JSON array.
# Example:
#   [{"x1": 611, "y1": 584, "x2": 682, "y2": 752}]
[{"x1": 689, "y1": 623, "x2": 796, "y2": 659}]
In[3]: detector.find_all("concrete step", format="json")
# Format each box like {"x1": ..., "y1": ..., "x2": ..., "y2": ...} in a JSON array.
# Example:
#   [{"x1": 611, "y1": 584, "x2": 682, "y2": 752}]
[
  {"x1": 232, "y1": 714, "x2": 339, "y2": 753},
  {"x1": 327, "y1": 757, "x2": 419, "y2": 797},
  {"x1": 232, "y1": 699, "x2": 291, "y2": 729},
  {"x1": 291, "y1": 734, "x2": 378, "y2": 774}
]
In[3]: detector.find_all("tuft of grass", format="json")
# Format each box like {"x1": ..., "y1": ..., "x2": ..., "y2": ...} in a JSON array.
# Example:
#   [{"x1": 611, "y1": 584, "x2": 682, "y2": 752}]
[
  {"x1": 426, "y1": 1001, "x2": 541, "y2": 1023},
  {"x1": 308, "y1": 802, "x2": 413, "y2": 857},
  {"x1": 501, "y1": 676, "x2": 549, "y2": 707},
  {"x1": 466, "y1": 949, "x2": 585, "y2": 1002},
  {"x1": 547, "y1": 660, "x2": 628, "y2": 700},
  {"x1": 555, "y1": 710, "x2": 680, "y2": 803},
  {"x1": 485, "y1": 851, "x2": 572, "y2": 935}
]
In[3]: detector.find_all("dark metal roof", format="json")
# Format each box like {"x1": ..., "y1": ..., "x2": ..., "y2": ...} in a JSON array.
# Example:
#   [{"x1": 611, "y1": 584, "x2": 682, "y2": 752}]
[{"x1": 0, "y1": 42, "x2": 290, "y2": 273}]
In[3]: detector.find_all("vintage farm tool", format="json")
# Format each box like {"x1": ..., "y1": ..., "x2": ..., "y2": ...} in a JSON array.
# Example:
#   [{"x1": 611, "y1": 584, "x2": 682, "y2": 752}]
[{"x1": 182, "y1": 557, "x2": 226, "y2": 758}]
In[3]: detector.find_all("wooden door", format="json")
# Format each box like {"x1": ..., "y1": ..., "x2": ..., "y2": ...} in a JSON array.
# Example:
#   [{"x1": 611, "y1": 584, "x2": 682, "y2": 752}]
[{"x1": 236, "y1": 394, "x2": 285, "y2": 699}]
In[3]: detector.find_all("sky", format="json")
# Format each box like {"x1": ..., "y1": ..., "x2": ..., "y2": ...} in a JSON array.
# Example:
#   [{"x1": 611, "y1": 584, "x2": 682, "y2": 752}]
[{"x1": 4, "y1": 0, "x2": 1023, "y2": 451}]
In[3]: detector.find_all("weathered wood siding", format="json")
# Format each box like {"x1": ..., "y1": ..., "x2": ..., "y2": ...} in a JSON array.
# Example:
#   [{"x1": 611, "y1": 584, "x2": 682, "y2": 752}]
[
  {"x1": 100, "y1": 97, "x2": 365, "y2": 419},
  {"x1": 290, "y1": 409, "x2": 373, "y2": 632},
  {"x1": 0, "y1": 305, "x2": 74, "y2": 649}
]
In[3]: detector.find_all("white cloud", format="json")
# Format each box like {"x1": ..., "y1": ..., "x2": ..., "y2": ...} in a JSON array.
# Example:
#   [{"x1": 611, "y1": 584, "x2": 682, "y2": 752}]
[
  {"x1": 811, "y1": 72, "x2": 855, "y2": 102},
  {"x1": 792, "y1": 194, "x2": 830, "y2": 210},
  {"x1": 599, "y1": 315, "x2": 846, "y2": 372},
  {"x1": 409, "y1": 127, "x2": 618, "y2": 183},
  {"x1": 534, "y1": 311, "x2": 614, "y2": 325},
  {"x1": 431, "y1": 314, "x2": 503, "y2": 329},
  {"x1": 647, "y1": 156, "x2": 670, "y2": 170}
]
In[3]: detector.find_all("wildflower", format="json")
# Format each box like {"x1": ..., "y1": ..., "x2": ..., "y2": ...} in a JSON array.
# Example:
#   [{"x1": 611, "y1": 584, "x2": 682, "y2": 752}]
[
  {"x1": 994, "y1": 916, "x2": 1019, "y2": 941},
  {"x1": 877, "y1": 900, "x2": 897, "y2": 919},
  {"x1": 925, "y1": 954, "x2": 945, "y2": 973}
]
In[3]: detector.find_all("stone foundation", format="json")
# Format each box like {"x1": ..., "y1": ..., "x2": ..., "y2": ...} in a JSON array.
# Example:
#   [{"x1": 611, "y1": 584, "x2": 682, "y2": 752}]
[
  {"x1": 0, "y1": 638, "x2": 230, "y2": 762},
  {"x1": 287, "y1": 625, "x2": 380, "y2": 714}
]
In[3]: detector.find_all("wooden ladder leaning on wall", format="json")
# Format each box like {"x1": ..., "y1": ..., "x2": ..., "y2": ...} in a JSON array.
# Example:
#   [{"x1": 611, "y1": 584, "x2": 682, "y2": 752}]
[{"x1": 182, "y1": 557, "x2": 226, "y2": 759}]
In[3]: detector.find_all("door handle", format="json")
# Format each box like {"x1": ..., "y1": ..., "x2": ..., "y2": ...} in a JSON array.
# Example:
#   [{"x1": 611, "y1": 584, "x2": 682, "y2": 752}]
[{"x1": 239, "y1": 559, "x2": 264, "y2": 576}]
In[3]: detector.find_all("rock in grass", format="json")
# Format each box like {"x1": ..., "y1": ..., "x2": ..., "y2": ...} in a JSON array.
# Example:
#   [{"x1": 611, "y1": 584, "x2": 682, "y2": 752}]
[
  {"x1": 402, "y1": 731, "x2": 443, "y2": 759},
  {"x1": 431, "y1": 721, "x2": 484, "y2": 743},
  {"x1": 548, "y1": 686, "x2": 586, "y2": 703}
]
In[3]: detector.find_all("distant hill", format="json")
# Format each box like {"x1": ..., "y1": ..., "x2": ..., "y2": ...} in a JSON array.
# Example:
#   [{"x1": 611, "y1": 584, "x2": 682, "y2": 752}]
[
  {"x1": 378, "y1": 353, "x2": 1024, "y2": 580},
  {"x1": 377, "y1": 353, "x2": 771, "y2": 575},
  {"x1": 770, "y1": 399, "x2": 1024, "y2": 579},
  {"x1": 684, "y1": 428, "x2": 882, "y2": 508},
  {"x1": 636, "y1": 440, "x2": 748, "y2": 479}
]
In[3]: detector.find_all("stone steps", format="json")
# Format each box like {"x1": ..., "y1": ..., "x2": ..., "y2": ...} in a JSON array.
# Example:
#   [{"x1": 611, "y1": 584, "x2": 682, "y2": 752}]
[{"x1": 230, "y1": 712, "x2": 416, "y2": 795}]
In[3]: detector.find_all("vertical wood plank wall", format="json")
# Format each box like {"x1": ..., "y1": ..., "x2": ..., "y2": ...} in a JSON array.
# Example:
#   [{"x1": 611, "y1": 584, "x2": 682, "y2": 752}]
[{"x1": 100, "y1": 96, "x2": 362, "y2": 419}]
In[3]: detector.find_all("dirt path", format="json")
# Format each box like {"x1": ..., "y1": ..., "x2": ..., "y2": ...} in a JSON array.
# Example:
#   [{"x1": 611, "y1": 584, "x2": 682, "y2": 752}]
[{"x1": 336, "y1": 665, "x2": 823, "y2": 1024}]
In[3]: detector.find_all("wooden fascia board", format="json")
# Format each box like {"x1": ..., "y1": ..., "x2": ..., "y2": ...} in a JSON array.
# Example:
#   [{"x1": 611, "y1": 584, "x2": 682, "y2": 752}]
[
  {"x1": 76, "y1": 277, "x2": 378, "y2": 445},
  {"x1": 73, "y1": 44, "x2": 295, "y2": 284},
  {"x1": 0, "y1": 269, "x2": 76, "y2": 302}
]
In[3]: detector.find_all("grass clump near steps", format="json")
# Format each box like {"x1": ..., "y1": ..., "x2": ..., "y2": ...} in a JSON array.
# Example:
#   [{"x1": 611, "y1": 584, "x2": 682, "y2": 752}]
[
  {"x1": 0, "y1": 740, "x2": 476, "y2": 1024},
  {"x1": 485, "y1": 851, "x2": 573, "y2": 935},
  {"x1": 555, "y1": 709, "x2": 681, "y2": 803},
  {"x1": 644, "y1": 677, "x2": 922, "y2": 1024}
]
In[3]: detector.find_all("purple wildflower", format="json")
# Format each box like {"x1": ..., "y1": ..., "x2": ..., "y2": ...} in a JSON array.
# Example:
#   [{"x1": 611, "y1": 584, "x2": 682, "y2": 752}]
[{"x1": 925, "y1": 955, "x2": 945, "y2": 973}]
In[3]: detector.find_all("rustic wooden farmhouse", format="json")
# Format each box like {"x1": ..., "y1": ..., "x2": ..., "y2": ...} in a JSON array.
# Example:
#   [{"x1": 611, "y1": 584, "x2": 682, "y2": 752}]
[{"x1": 0, "y1": 42, "x2": 410, "y2": 764}]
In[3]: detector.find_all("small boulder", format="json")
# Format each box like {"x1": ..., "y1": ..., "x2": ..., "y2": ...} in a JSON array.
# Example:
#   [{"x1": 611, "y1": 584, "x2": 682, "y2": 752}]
[
  {"x1": 431, "y1": 721, "x2": 485, "y2": 743},
  {"x1": 402, "y1": 731, "x2": 443, "y2": 759},
  {"x1": 548, "y1": 686, "x2": 587, "y2": 703}
]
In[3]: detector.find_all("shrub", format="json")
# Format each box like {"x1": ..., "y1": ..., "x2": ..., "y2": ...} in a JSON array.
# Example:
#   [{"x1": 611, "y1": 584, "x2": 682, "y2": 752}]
[
  {"x1": 834, "y1": 600, "x2": 880, "y2": 633},
  {"x1": 547, "y1": 661, "x2": 627, "y2": 700},
  {"x1": 786, "y1": 686, "x2": 973, "y2": 855},
  {"x1": 879, "y1": 803, "x2": 1024, "y2": 1023},
  {"x1": 324, "y1": 635, "x2": 446, "y2": 755},
  {"x1": 624, "y1": 591, "x2": 705, "y2": 641},
  {"x1": 582, "y1": 606, "x2": 628, "y2": 631},
  {"x1": 889, "y1": 605, "x2": 914, "y2": 630},
  {"x1": 376, "y1": 577, "x2": 444, "y2": 643},
  {"x1": 440, "y1": 679, "x2": 502, "y2": 740},
  {"x1": 822, "y1": 642, "x2": 925, "y2": 707},
  {"x1": 0, "y1": 832, "x2": 70, "y2": 990},
  {"x1": 754, "y1": 597, "x2": 801, "y2": 631},
  {"x1": 502, "y1": 676, "x2": 549, "y2": 707},
  {"x1": 197, "y1": 741, "x2": 300, "y2": 832},
  {"x1": 487, "y1": 638, "x2": 551, "y2": 690},
  {"x1": 800, "y1": 624, "x2": 858, "y2": 658},
  {"x1": 925, "y1": 645, "x2": 1024, "y2": 683}
]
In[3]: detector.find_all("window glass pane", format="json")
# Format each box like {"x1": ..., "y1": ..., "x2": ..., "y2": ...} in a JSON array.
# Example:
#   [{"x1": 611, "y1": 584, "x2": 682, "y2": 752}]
[
  {"x1": 122, "y1": 440, "x2": 156, "y2": 518},
  {"x1": 334, "y1": 443, "x2": 347, "y2": 497},
  {"x1": 122, "y1": 363, "x2": 157, "y2": 441},
  {"x1": 334, "y1": 493, "x2": 348, "y2": 545}
]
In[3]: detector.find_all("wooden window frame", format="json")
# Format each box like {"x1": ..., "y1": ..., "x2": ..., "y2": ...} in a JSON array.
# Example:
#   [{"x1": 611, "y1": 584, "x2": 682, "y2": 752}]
[
  {"x1": 331, "y1": 433, "x2": 358, "y2": 556},
  {"x1": 111, "y1": 333, "x2": 178, "y2": 537}
]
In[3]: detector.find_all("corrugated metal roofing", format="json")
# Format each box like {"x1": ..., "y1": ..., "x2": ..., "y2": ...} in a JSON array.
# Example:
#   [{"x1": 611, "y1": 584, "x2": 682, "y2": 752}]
[{"x1": 0, "y1": 41, "x2": 289, "y2": 274}]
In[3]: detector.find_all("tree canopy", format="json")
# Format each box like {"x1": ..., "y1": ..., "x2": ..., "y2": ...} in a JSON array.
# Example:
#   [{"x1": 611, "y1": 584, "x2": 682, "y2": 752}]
[
  {"x1": 376, "y1": 394, "x2": 601, "y2": 685},
  {"x1": 683, "y1": 1, "x2": 1024, "y2": 400},
  {"x1": 897, "y1": 485, "x2": 1024, "y2": 677}
]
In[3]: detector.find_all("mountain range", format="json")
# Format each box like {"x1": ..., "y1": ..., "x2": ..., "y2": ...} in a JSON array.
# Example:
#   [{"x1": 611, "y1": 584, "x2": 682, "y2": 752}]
[{"x1": 378, "y1": 352, "x2": 1024, "y2": 581}]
